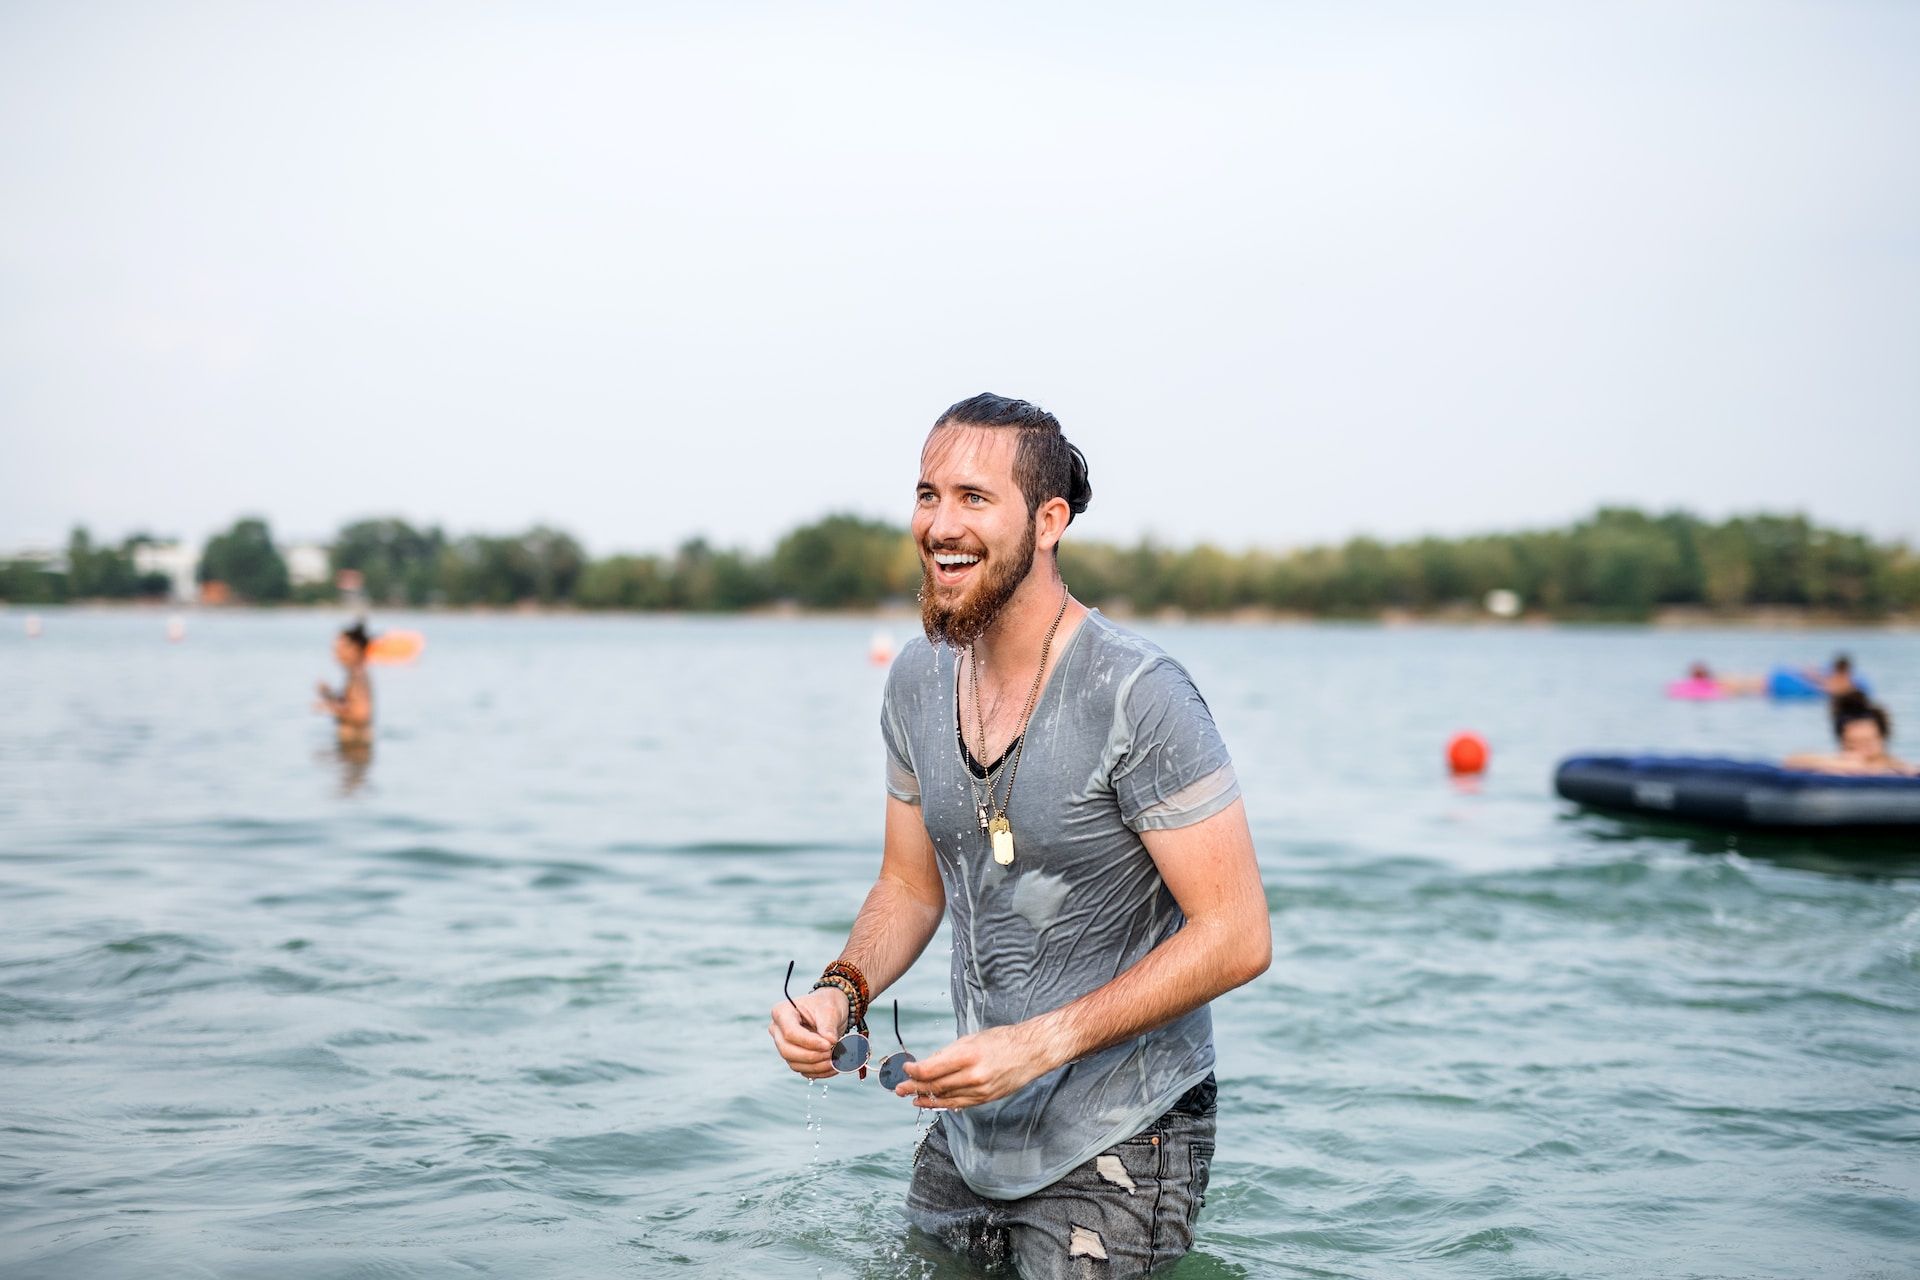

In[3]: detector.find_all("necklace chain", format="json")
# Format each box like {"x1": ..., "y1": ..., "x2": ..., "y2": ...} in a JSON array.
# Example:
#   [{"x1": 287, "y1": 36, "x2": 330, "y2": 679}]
[
  {"x1": 966, "y1": 584, "x2": 1070, "y2": 837},
  {"x1": 958, "y1": 720, "x2": 1007, "y2": 822}
]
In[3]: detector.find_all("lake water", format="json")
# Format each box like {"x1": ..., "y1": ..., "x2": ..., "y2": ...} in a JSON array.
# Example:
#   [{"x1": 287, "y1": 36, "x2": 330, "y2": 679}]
[{"x1": 3, "y1": 610, "x2": 1917, "y2": 1279}]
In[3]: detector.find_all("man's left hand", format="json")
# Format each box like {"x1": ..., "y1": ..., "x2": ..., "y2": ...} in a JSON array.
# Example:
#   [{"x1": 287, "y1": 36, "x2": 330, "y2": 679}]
[{"x1": 894, "y1": 1022, "x2": 1058, "y2": 1110}]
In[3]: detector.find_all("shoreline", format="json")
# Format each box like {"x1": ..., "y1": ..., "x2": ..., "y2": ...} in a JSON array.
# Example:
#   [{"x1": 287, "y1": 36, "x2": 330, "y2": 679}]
[{"x1": 10, "y1": 599, "x2": 1917, "y2": 631}]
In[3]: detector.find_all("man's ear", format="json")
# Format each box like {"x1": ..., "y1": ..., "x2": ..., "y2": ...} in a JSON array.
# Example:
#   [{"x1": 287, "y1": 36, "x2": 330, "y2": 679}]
[{"x1": 1035, "y1": 495, "x2": 1073, "y2": 554}]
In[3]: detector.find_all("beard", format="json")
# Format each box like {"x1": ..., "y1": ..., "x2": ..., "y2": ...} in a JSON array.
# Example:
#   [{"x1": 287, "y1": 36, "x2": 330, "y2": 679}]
[{"x1": 919, "y1": 521, "x2": 1037, "y2": 649}]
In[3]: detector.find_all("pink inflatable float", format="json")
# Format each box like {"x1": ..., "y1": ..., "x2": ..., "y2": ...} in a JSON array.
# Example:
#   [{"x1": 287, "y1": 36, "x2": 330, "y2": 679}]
[{"x1": 1666, "y1": 677, "x2": 1725, "y2": 700}]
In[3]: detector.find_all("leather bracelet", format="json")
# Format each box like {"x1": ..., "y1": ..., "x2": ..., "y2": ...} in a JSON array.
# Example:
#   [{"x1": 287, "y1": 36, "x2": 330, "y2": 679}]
[{"x1": 820, "y1": 960, "x2": 870, "y2": 1024}]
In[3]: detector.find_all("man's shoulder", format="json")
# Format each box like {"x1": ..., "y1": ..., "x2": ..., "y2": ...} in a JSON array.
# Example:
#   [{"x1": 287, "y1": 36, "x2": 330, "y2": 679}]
[
  {"x1": 1077, "y1": 610, "x2": 1166, "y2": 663},
  {"x1": 1074, "y1": 614, "x2": 1224, "y2": 740},
  {"x1": 1076, "y1": 612, "x2": 1187, "y2": 689},
  {"x1": 890, "y1": 632, "x2": 938, "y2": 671},
  {"x1": 884, "y1": 634, "x2": 945, "y2": 700}
]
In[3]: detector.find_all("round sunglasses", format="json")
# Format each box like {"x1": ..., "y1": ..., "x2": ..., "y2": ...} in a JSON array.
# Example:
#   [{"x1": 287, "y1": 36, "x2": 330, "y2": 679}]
[{"x1": 784, "y1": 960, "x2": 917, "y2": 1090}]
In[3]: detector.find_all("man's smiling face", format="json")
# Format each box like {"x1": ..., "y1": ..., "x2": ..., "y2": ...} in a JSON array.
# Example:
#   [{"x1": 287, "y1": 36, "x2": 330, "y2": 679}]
[{"x1": 913, "y1": 425, "x2": 1037, "y2": 647}]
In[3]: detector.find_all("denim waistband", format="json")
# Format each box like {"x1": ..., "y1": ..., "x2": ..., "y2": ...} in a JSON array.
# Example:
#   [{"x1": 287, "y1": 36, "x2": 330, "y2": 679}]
[{"x1": 1168, "y1": 1072, "x2": 1217, "y2": 1117}]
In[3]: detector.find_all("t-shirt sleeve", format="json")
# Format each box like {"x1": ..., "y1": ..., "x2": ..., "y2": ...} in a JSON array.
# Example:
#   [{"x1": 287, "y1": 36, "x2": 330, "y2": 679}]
[
  {"x1": 880, "y1": 659, "x2": 921, "y2": 805},
  {"x1": 1112, "y1": 656, "x2": 1240, "y2": 832}
]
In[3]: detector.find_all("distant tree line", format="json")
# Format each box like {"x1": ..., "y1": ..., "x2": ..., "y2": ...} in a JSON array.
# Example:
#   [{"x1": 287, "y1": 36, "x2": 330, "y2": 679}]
[
  {"x1": 1060, "y1": 508, "x2": 1920, "y2": 620},
  {"x1": 5, "y1": 507, "x2": 1918, "y2": 620},
  {"x1": 326, "y1": 513, "x2": 911, "y2": 611},
  {"x1": 0, "y1": 528, "x2": 172, "y2": 604}
]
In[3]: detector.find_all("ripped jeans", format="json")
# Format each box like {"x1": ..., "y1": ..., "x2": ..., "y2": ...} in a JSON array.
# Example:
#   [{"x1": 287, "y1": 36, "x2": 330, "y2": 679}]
[{"x1": 904, "y1": 1076, "x2": 1217, "y2": 1279}]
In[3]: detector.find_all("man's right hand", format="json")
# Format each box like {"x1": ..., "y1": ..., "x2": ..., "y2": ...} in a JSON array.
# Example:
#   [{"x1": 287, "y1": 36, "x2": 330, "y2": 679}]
[{"x1": 769, "y1": 986, "x2": 851, "y2": 1080}]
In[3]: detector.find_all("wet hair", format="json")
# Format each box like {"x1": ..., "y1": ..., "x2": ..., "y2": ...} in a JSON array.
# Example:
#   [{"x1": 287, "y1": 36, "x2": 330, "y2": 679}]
[
  {"x1": 340, "y1": 620, "x2": 371, "y2": 653},
  {"x1": 933, "y1": 393, "x2": 1093, "y2": 527},
  {"x1": 1688, "y1": 662, "x2": 1710, "y2": 681},
  {"x1": 1832, "y1": 653, "x2": 1853, "y2": 675},
  {"x1": 1832, "y1": 693, "x2": 1890, "y2": 743}
]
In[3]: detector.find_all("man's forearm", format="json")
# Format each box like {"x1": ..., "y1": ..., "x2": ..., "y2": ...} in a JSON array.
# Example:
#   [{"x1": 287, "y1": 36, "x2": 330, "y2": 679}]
[
  {"x1": 835, "y1": 873, "x2": 944, "y2": 1005},
  {"x1": 1026, "y1": 914, "x2": 1267, "y2": 1074}
]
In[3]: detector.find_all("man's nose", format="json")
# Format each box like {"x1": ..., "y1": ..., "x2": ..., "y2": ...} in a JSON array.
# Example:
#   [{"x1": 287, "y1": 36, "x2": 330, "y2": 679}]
[{"x1": 926, "y1": 498, "x2": 970, "y2": 546}]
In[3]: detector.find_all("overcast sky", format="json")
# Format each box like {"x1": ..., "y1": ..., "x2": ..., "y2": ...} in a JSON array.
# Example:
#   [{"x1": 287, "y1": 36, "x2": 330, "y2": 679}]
[{"x1": 2, "y1": 1, "x2": 1915, "y2": 556}]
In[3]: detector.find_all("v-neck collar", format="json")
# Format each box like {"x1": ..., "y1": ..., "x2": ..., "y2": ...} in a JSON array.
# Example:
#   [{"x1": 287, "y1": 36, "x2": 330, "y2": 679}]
[{"x1": 946, "y1": 608, "x2": 1095, "y2": 779}]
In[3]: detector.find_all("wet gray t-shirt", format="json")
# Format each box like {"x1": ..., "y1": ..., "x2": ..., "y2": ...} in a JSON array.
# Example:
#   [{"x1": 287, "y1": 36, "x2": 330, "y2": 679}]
[{"x1": 881, "y1": 610, "x2": 1241, "y2": 1200}]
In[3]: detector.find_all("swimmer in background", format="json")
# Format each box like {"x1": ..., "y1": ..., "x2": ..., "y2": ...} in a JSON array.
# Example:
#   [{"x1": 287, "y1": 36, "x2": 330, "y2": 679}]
[
  {"x1": 315, "y1": 621, "x2": 374, "y2": 749},
  {"x1": 1677, "y1": 662, "x2": 1765, "y2": 696},
  {"x1": 1784, "y1": 701, "x2": 1917, "y2": 777},
  {"x1": 1819, "y1": 653, "x2": 1858, "y2": 697}
]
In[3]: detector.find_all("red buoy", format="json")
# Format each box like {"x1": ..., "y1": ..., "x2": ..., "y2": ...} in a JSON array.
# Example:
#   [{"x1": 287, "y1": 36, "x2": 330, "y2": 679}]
[{"x1": 1447, "y1": 731, "x2": 1488, "y2": 775}]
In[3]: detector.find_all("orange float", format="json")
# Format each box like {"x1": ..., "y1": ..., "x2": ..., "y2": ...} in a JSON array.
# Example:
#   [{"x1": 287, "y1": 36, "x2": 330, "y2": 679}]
[{"x1": 367, "y1": 629, "x2": 425, "y2": 664}]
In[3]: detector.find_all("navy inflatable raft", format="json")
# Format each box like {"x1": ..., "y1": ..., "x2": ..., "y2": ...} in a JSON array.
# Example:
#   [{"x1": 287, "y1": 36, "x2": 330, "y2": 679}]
[{"x1": 1555, "y1": 755, "x2": 1920, "y2": 832}]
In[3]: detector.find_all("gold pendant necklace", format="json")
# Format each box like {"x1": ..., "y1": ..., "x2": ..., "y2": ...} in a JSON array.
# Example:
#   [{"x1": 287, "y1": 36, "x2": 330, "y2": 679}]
[
  {"x1": 988, "y1": 814, "x2": 1015, "y2": 866},
  {"x1": 967, "y1": 585, "x2": 1070, "y2": 868}
]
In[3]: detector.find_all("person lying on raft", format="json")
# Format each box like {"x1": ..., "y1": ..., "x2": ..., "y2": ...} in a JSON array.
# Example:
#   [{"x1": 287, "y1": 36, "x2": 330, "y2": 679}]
[
  {"x1": 1679, "y1": 662, "x2": 1766, "y2": 697},
  {"x1": 1808, "y1": 652, "x2": 1859, "y2": 700},
  {"x1": 1676, "y1": 655, "x2": 1858, "y2": 700},
  {"x1": 1784, "y1": 703, "x2": 1917, "y2": 777},
  {"x1": 315, "y1": 621, "x2": 374, "y2": 749}
]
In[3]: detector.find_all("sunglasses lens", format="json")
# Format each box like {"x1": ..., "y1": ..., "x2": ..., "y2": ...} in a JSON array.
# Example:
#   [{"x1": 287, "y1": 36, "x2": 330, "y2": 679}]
[
  {"x1": 878, "y1": 1050, "x2": 916, "y2": 1092},
  {"x1": 831, "y1": 1033, "x2": 870, "y2": 1074}
]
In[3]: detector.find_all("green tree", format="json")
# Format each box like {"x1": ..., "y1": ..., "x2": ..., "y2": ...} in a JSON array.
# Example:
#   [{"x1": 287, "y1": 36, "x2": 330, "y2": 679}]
[
  {"x1": 769, "y1": 514, "x2": 911, "y2": 608},
  {"x1": 1884, "y1": 548, "x2": 1920, "y2": 612},
  {"x1": 666, "y1": 538, "x2": 773, "y2": 611},
  {"x1": 332, "y1": 518, "x2": 447, "y2": 605},
  {"x1": 199, "y1": 517, "x2": 290, "y2": 602},
  {"x1": 435, "y1": 526, "x2": 585, "y2": 605},
  {"x1": 0, "y1": 558, "x2": 63, "y2": 603},
  {"x1": 1738, "y1": 514, "x2": 1816, "y2": 605},
  {"x1": 578, "y1": 554, "x2": 673, "y2": 609},
  {"x1": 64, "y1": 526, "x2": 157, "y2": 598},
  {"x1": 1057, "y1": 541, "x2": 1111, "y2": 602},
  {"x1": 1120, "y1": 539, "x2": 1177, "y2": 612},
  {"x1": 1811, "y1": 528, "x2": 1881, "y2": 612},
  {"x1": 1696, "y1": 524, "x2": 1754, "y2": 610},
  {"x1": 521, "y1": 526, "x2": 586, "y2": 603},
  {"x1": 1326, "y1": 537, "x2": 1408, "y2": 613},
  {"x1": 1170, "y1": 544, "x2": 1242, "y2": 613}
]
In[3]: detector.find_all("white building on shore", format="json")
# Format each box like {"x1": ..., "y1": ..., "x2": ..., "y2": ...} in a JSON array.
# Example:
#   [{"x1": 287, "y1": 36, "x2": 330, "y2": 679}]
[
  {"x1": 132, "y1": 542, "x2": 200, "y2": 603},
  {"x1": 283, "y1": 542, "x2": 331, "y2": 591}
]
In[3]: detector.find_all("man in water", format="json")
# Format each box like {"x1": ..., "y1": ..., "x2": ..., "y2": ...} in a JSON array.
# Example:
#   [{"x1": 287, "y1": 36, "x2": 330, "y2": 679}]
[
  {"x1": 1818, "y1": 653, "x2": 1859, "y2": 698},
  {"x1": 768, "y1": 394, "x2": 1271, "y2": 1278},
  {"x1": 1787, "y1": 700, "x2": 1917, "y2": 776},
  {"x1": 315, "y1": 621, "x2": 374, "y2": 750},
  {"x1": 1820, "y1": 654, "x2": 1862, "y2": 729}
]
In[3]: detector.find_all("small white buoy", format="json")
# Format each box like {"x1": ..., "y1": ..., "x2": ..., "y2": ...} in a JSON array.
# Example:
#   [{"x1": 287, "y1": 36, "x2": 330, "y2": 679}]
[
  {"x1": 1484, "y1": 588, "x2": 1521, "y2": 619},
  {"x1": 868, "y1": 630, "x2": 896, "y2": 666},
  {"x1": 24, "y1": 614, "x2": 43, "y2": 638},
  {"x1": 166, "y1": 615, "x2": 186, "y2": 643}
]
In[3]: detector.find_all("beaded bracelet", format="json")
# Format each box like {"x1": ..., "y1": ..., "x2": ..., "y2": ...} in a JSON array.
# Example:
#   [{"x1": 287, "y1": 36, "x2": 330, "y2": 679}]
[{"x1": 820, "y1": 960, "x2": 871, "y2": 1024}]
